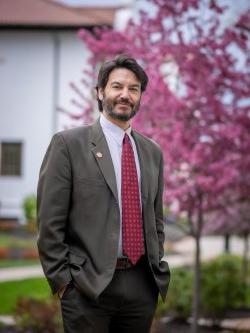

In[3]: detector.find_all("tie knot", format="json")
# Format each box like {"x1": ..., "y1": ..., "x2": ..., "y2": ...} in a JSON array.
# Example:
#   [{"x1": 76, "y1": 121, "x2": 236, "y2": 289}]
[{"x1": 123, "y1": 133, "x2": 130, "y2": 145}]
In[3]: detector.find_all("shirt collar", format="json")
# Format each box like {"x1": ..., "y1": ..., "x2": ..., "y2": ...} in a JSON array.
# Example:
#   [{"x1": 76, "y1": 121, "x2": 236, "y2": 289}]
[{"x1": 100, "y1": 114, "x2": 132, "y2": 146}]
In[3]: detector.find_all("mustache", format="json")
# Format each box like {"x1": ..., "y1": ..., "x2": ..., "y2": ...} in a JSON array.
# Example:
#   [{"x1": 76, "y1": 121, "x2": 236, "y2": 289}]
[{"x1": 114, "y1": 98, "x2": 133, "y2": 107}]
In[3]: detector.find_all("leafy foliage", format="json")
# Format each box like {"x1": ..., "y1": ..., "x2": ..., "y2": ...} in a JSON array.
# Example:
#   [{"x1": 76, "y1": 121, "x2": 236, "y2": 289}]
[
  {"x1": 163, "y1": 267, "x2": 193, "y2": 320},
  {"x1": 23, "y1": 195, "x2": 37, "y2": 223},
  {"x1": 15, "y1": 298, "x2": 62, "y2": 333},
  {"x1": 0, "y1": 278, "x2": 50, "y2": 315},
  {"x1": 201, "y1": 255, "x2": 248, "y2": 318},
  {"x1": 67, "y1": 0, "x2": 250, "y2": 236},
  {"x1": 158, "y1": 255, "x2": 250, "y2": 320}
]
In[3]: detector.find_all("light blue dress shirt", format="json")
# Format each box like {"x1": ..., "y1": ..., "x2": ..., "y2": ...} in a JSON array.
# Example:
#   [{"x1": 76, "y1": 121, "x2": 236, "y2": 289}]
[{"x1": 100, "y1": 114, "x2": 142, "y2": 258}]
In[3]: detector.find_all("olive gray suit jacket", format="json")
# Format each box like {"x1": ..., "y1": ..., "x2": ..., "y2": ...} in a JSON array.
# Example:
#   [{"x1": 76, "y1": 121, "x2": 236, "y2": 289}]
[{"x1": 37, "y1": 118, "x2": 170, "y2": 301}]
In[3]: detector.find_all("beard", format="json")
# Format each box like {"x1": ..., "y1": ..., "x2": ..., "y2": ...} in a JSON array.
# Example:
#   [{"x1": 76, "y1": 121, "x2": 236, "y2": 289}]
[{"x1": 102, "y1": 95, "x2": 141, "y2": 121}]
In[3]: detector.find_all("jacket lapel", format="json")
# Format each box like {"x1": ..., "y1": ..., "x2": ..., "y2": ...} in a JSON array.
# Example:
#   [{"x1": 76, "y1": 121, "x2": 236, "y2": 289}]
[
  {"x1": 90, "y1": 119, "x2": 149, "y2": 206},
  {"x1": 131, "y1": 130, "x2": 149, "y2": 206},
  {"x1": 91, "y1": 119, "x2": 118, "y2": 202}
]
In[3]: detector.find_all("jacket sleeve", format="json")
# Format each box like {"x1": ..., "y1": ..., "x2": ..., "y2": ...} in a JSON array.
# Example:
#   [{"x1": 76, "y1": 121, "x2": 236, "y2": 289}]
[
  {"x1": 37, "y1": 133, "x2": 72, "y2": 294},
  {"x1": 154, "y1": 151, "x2": 165, "y2": 261}
]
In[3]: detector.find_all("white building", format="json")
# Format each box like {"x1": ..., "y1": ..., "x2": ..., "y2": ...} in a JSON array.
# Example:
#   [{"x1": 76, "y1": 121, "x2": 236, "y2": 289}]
[{"x1": 0, "y1": 0, "x2": 129, "y2": 221}]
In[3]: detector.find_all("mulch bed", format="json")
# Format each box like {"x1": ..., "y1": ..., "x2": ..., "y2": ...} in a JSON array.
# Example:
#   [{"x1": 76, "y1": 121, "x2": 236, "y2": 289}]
[
  {"x1": 153, "y1": 320, "x2": 223, "y2": 333},
  {"x1": 153, "y1": 308, "x2": 250, "y2": 333},
  {"x1": 0, "y1": 322, "x2": 241, "y2": 333},
  {"x1": 0, "y1": 328, "x2": 18, "y2": 333},
  {"x1": 0, "y1": 324, "x2": 221, "y2": 333}
]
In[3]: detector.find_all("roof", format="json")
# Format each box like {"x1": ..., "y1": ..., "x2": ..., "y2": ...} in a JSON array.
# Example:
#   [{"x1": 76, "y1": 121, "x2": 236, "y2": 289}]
[
  {"x1": 0, "y1": 0, "x2": 119, "y2": 29},
  {"x1": 54, "y1": 0, "x2": 130, "y2": 7}
]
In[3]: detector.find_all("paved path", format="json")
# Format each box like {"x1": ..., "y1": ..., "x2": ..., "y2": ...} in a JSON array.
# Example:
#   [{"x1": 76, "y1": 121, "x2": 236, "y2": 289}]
[
  {"x1": 0, "y1": 315, "x2": 15, "y2": 325},
  {"x1": 0, "y1": 254, "x2": 195, "y2": 282},
  {"x1": 221, "y1": 318, "x2": 250, "y2": 331},
  {"x1": 0, "y1": 265, "x2": 43, "y2": 282},
  {"x1": 0, "y1": 235, "x2": 248, "y2": 282},
  {"x1": 166, "y1": 235, "x2": 249, "y2": 266}
]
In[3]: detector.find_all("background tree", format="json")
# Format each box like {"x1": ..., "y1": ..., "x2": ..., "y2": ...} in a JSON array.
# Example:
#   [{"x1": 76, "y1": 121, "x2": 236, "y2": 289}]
[{"x1": 64, "y1": 1, "x2": 250, "y2": 331}]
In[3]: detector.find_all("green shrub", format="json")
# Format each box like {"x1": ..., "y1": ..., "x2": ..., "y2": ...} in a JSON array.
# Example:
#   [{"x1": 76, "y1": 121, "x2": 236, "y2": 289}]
[
  {"x1": 15, "y1": 297, "x2": 62, "y2": 333},
  {"x1": 23, "y1": 195, "x2": 37, "y2": 222},
  {"x1": 162, "y1": 266, "x2": 193, "y2": 320},
  {"x1": 201, "y1": 255, "x2": 248, "y2": 319},
  {"x1": 158, "y1": 255, "x2": 250, "y2": 321},
  {"x1": 23, "y1": 195, "x2": 37, "y2": 232}
]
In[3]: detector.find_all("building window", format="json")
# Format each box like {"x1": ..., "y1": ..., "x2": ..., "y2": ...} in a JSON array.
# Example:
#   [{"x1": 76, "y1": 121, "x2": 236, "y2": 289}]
[{"x1": 0, "y1": 142, "x2": 22, "y2": 176}]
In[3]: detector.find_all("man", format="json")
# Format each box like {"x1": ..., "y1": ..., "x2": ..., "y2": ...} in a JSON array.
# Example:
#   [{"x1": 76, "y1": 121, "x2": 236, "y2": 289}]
[{"x1": 37, "y1": 54, "x2": 170, "y2": 333}]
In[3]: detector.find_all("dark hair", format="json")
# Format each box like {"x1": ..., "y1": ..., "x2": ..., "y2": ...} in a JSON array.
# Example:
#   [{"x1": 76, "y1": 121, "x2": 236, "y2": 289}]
[{"x1": 96, "y1": 54, "x2": 148, "y2": 111}]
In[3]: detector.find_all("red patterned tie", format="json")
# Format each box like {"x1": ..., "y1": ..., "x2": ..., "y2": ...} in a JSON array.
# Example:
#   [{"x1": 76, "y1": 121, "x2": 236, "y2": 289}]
[{"x1": 121, "y1": 133, "x2": 144, "y2": 265}]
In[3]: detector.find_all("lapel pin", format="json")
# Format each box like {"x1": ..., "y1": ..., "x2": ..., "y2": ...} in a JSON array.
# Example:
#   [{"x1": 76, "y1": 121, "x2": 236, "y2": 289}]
[{"x1": 96, "y1": 152, "x2": 103, "y2": 158}]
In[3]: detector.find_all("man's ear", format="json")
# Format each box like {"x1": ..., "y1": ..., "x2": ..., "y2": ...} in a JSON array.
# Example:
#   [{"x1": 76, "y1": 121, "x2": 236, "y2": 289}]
[{"x1": 97, "y1": 88, "x2": 104, "y2": 101}]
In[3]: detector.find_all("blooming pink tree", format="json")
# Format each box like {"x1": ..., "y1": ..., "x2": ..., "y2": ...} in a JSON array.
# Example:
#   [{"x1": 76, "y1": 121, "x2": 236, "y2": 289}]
[{"x1": 65, "y1": 1, "x2": 250, "y2": 331}]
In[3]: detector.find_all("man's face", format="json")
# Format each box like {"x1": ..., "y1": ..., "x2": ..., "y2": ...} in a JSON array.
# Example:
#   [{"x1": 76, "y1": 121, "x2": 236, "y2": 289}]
[{"x1": 98, "y1": 68, "x2": 142, "y2": 122}]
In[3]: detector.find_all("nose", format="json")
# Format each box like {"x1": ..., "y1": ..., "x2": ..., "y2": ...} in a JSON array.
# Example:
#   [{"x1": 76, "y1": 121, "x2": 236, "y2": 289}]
[{"x1": 120, "y1": 87, "x2": 129, "y2": 99}]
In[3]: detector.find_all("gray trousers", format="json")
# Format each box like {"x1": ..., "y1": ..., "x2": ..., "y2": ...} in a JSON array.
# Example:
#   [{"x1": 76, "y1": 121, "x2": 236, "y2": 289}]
[{"x1": 60, "y1": 257, "x2": 159, "y2": 333}]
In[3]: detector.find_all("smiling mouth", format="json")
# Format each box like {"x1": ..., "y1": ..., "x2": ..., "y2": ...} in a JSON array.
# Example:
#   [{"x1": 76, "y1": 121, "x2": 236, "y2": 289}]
[{"x1": 116, "y1": 103, "x2": 131, "y2": 107}]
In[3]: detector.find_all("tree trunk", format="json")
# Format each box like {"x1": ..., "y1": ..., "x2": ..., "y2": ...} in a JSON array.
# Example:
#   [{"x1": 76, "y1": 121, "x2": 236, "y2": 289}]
[
  {"x1": 191, "y1": 231, "x2": 201, "y2": 333},
  {"x1": 224, "y1": 233, "x2": 230, "y2": 253},
  {"x1": 191, "y1": 194, "x2": 203, "y2": 333}
]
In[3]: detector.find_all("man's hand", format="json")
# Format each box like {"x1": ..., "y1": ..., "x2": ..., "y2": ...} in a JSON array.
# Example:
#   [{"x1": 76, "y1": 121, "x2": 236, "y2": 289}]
[{"x1": 58, "y1": 284, "x2": 69, "y2": 299}]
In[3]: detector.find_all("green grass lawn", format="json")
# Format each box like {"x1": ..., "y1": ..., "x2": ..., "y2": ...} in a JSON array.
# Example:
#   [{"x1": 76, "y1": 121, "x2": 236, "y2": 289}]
[
  {"x1": 0, "y1": 259, "x2": 40, "y2": 268},
  {"x1": 0, "y1": 278, "x2": 52, "y2": 314}
]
